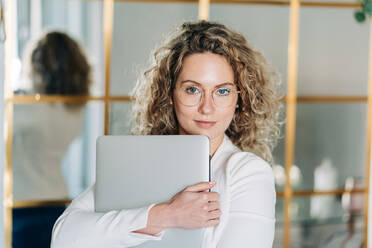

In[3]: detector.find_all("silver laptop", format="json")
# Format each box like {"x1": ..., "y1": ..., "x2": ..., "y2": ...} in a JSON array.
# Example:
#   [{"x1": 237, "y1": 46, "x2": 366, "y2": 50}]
[{"x1": 95, "y1": 135, "x2": 210, "y2": 248}]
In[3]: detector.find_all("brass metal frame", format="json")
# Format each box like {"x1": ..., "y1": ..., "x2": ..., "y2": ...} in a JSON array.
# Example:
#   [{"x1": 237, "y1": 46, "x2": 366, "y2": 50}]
[
  {"x1": 199, "y1": 0, "x2": 210, "y2": 20},
  {"x1": 294, "y1": 96, "x2": 368, "y2": 103},
  {"x1": 109, "y1": 0, "x2": 361, "y2": 8},
  {"x1": 277, "y1": 188, "x2": 365, "y2": 198},
  {"x1": 5, "y1": 95, "x2": 132, "y2": 103},
  {"x1": 4, "y1": 103, "x2": 13, "y2": 248},
  {"x1": 12, "y1": 200, "x2": 71, "y2": 209},
  {"x1": 103, "y1": 0, "x2": 114, "y2": 135},
  {"x1": 362, "y1": 17, "x2": 372, "y2": 248},
  {"x1": 283, "y1": 0, "x2": 299, "y2": 246},
  {"x1": 4, "y1": 0, "x2": 14, "y2": 247}
]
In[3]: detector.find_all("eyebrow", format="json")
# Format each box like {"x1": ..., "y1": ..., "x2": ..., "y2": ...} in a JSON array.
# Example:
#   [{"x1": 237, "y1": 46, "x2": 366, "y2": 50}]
[{"x1": 180, "y1": 80, "x2": 235, "y2": 88}]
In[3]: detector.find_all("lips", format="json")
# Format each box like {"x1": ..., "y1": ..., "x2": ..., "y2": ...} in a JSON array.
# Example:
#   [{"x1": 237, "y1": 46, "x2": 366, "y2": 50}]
[{"x1": 195, "y1": 120, "x2": 216, "y2": 128}]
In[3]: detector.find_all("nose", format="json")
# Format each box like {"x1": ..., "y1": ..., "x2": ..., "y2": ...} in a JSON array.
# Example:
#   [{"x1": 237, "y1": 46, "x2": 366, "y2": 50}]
[{"x1": 198, "y1": 91, "x2": 215, "y2": 115}]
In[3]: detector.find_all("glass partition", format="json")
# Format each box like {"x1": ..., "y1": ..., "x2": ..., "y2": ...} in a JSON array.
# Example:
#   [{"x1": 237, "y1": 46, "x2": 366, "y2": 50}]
[
  {"x1": 110, "y1": 2, "x2": 198, "y2": 96},
  {"x1": 298, "y1": 7, "x2": 369, "y2": 96},
  {"x1": 109, "y1": 102, "x2": 133, "y2": 135},
  {"x1": 290, "y1": 195, "x2": 364, "y2": 247}
]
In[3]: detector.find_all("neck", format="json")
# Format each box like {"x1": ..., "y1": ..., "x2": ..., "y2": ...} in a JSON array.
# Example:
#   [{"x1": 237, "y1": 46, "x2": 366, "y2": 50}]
[
  {"x1": 177, "y1": 127, "x2": 224, "y2": 158},
  {"x1": 210, "y1": 134, "x2": 224, "y2": 158}
]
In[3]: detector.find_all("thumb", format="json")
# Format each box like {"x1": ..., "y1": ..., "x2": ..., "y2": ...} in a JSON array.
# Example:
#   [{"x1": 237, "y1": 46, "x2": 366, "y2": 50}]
[{"x1": 184, "y1": 181, "x2": 216, "y2": 192}]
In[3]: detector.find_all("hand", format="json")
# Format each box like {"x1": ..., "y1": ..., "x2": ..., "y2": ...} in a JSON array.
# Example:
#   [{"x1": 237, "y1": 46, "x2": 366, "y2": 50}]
[
  {"x1": 133, "y1": 181, "x2": 221, "y2": 235},
  {"x1": 165, "y1": 181, "x2": 221, "y2": 229}
]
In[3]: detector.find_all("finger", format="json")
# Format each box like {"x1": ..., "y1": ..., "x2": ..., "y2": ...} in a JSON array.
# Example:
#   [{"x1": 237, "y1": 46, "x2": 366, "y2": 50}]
[
  {"x1": 201, "y1": 192, "x2": 219, "y2": 201},
  {"x1": 208, "y1": 209, "x2": 222, "y2": 219},
  {"x1": 204, "y1": 218, "x2": 220, "y2": 227},
  {"x1": 207, "y1": 201, "x2": 220, "y2": 211},
  {"x1": 184, "y1": 181, "x2": 216, "y2": 192}
]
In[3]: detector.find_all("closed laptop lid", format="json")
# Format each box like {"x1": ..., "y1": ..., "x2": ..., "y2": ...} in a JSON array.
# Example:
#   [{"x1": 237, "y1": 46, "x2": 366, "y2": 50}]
[{"x1": 95, "y1": 135, "x2": 210, "y2": 248}]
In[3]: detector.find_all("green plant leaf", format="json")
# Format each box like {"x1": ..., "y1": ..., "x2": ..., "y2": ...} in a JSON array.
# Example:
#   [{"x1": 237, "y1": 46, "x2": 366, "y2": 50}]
[
  {"x1": 355, "y1": 11, "x2": 366, "y2": 22},
  {"x1": 364, "y1": 1, "x2": 372, "y2": 13}
]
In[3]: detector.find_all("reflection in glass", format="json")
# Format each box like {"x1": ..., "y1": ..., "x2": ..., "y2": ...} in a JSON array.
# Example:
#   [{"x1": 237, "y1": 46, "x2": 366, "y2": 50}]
[
  {"x1": 15, "y1": 0, "x2": 104, "y2": 95},
  {"x1": 290, "y1": 195, "x2": 364, "y2": 247},
  {"x1": 13, "y1": 31, "x2": 95, "y2": 202},
  {"x1": 274, "y1": 198, "x2": 284, "y2": 247},
  {"x1": 12, "y1": 102, "x2": 103, "y2": 200},
  {"x1": 18, "y1": 31, "x2": 91, "y2": 96},
  {"x1": 109, "y1": 102, "x2": 133, "y2": 135},
  {"x1": 12, "y1": 101, "x2": 103, "y2": 248},
  {"x1": 61, "y1": 102, "x2": 104, "y2": 198},
  {"x1": 12, "y1": 103, "x2": 84, "y2": 201},
  {"x1": 11, "y1": 29, "x2": 102, "y2": 248},
  {"x1": 294, "y1": 103, "x2": 367, "y2": 191}
]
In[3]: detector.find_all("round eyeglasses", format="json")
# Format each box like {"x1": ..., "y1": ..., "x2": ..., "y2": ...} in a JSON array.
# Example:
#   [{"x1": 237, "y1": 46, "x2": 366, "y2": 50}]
[{"x1": 174, "y1": 83, "x2": 240, "y2": 108}]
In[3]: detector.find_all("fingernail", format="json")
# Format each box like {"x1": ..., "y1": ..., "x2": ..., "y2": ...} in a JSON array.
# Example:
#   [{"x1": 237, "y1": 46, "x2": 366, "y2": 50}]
[{"x1": 209, "y1": 181, "x2": 216, "y2": 185}]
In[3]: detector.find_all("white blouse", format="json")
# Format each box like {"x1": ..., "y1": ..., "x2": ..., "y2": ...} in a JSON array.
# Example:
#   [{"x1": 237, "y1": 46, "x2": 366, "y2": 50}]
[{"x1": 51, "y1": 134, "x2": 276, "y2": 248}]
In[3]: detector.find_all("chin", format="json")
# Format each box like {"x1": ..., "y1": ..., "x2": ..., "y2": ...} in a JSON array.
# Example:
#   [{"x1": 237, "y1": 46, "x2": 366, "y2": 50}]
[
  {"x1": 192, "y1": 130, "x2": 219, "y2": 141},
  {"x1": 180, "y1": 123, "x2": 224, "y2": 141}
]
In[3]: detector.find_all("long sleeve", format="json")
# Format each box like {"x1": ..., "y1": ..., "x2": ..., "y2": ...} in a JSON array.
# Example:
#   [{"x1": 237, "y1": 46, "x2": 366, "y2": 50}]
[
  {"x1": 51, "y1": 184, "x2": 165, "y2": 248},
  {"x1": 217, "y1": 154, "x2": 276, "y2": 248}
]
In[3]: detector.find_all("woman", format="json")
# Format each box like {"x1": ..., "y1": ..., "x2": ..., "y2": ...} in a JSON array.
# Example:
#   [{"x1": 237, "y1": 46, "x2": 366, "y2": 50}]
[
  {"x1": 51, "y1": 20, "x2": 282, "y2": 248},
  {"x1": 13, "y1": 31, "x2": 91, "y2": 248}
]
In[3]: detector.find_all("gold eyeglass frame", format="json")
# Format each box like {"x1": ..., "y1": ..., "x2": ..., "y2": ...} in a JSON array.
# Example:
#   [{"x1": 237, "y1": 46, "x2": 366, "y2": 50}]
[{"x1": 174, "y1": 86, "x2": 240, "y2": 107}]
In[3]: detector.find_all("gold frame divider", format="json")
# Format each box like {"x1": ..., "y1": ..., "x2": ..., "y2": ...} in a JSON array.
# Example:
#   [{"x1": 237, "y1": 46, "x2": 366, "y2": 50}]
[
  {"x1": 198, "y1": 0, "x2": 210, "y2": 20},
  {"x1": 103, "y1": 0, "x2": 114, "y2": 135},
  {"x1": 277, "y1": 188, "x2": 365, "y2": 198},
  {"x1": 5, "y1": 95, "x2": 132, "y2": 103},
  {"x1": 362, "y1": 17, "x2": 372, "y2": 248},
  {"x1": 11, "y1": 200, "x2": 72, "y2": 209},
  {"x1": 4, "y1": 0, "x2": 14, "y2": 247},
  {"x1": 294, "y1": 96, "x2": 368, "y2": 103},
  {"x1": 283, "y1": 0, "x2": 300, "y2": 246},
  {"x1": 3, "y1": 103, "x2": 13, "y2": 248},
  {"x1": 109, "y1": 0, "x2": 361, "y2": 8}
]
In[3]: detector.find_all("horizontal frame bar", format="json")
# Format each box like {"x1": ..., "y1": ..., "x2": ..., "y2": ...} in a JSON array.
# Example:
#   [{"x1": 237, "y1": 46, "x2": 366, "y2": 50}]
[
  {"x1": 277, "y1": 188, "x2": 365, "y2": 197},
  {"x1": 6, "y1": 95, "x2": 132, "y2": 103},
  {"x1": 10, "y1": 199, "x2": 72, "y2": 208},
  {"x1": 97, "y1": 0, "x2": 361, "y2": 8}
]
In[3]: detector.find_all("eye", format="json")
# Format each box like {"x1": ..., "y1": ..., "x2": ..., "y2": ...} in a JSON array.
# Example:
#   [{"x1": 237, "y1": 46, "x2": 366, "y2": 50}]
[
  {"x1": 216, "y1": 88, "x2": 231, "y2": 96},
  {"x1": 185, "y1": 86, "x2": 200, "y2": 95}
]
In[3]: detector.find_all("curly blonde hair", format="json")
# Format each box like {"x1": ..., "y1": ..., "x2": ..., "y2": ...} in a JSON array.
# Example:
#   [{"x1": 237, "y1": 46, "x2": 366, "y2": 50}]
[{"x1": 131, "y1": 21, "x2": 283, "y2": 165}]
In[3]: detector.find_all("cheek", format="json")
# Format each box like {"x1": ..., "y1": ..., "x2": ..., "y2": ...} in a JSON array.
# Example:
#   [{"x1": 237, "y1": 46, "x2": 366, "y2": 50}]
[
  {"x1": 174, "y1": 102, "x2": 195, "y2": 123},
  {"x1": 220, "y1": 106, "x2": 236, "y2": 121},
  {"x1": 219, "y1": 108, "x2": 236, "y2": 129}
]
